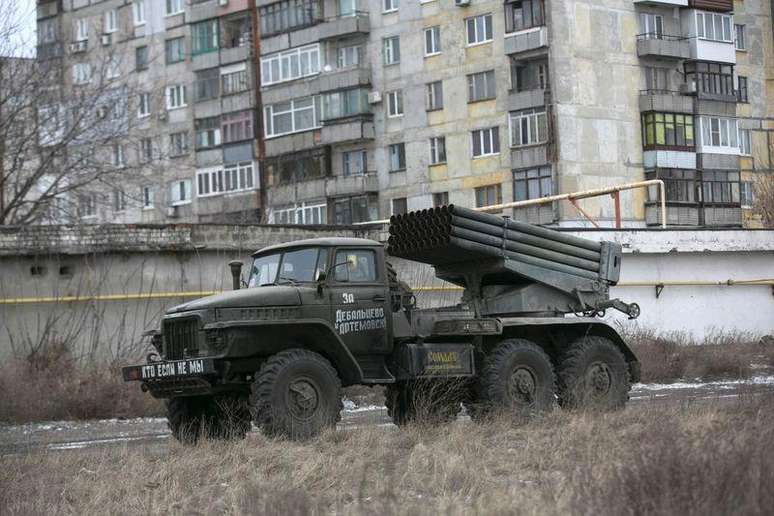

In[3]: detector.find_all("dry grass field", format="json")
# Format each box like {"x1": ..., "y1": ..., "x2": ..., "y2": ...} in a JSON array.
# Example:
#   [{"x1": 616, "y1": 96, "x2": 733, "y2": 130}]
[{"x1": 2, "y1": 397, "x2": 773, "y2": 516}]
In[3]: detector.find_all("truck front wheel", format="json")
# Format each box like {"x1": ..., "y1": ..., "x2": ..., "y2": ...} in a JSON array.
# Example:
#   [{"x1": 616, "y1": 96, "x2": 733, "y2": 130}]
[
  {"x1": 250, "y1": 349, "x2": 343, "y2": 440},
  {"x1": 557, "y1": 336, "x2": 629, "y2": 411},
  {"x1": 470, "y1": 339, "x2": 556, "y2": 419},
  {"x1": 166, "y1": 394, "x2": 251, "y2": 444}
]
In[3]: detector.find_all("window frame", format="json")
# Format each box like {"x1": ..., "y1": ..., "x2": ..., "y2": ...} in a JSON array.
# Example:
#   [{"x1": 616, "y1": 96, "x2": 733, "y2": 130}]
[
  {"x1": 137, "y1": 93, "x2": 151, "y2": 118},
  {"x1": 383, "y1": 36, "x2": 400, "y2": 66},
  {"x1": 426, "y1": 80, "x2": 443, "y2": 111},
  {"x1": 641, "y1": 112, "x2": 696, "y2": 151},
  {"x1": 261, "y1": 44, "x2": 321, "y2": 86},
  {"x1": 513, "y1": 166, "x2": 553, "y2": 202},
  {"x1": 165, "y1": 84, "x2": 187, "y2": 110},
  {"x1": 165, "y1": 0, "x2": 184, "y2": 16},
  {"x1": 386, "y1": 90, "x2": 403, "y2": 118},
  {"x1": 429, "y1": 136, "x2": 446, "y2": 165},
  {"x1": 424, "y1": 26, "x2": 441, "y2": 56},
  {"x1": 388, "y1": 142, "x2": 406, "y2": 172},
  {"x1": 735, "y1": 24, "x2": 746, "y2": 50},
  {"x1": 475, "y1": 184, "x2": 502, "y2": 208},
  {"x1": 263, "y1": 96, "x2": 322, "y2": 138},
  {"x1": 466, "y1": 13, "x2": 493, "y2": 46},
  {"x1": 468, "y1": 70, "x2": 496, "y2": 103},
  {"x1": 509, "y1": 108, "x2": 549, "y2": 148},
  {"x1": 133, "y1": 1, "x2": 146, "y2": 26},
  {"x1": 471, "y1": 127, "x2": 500, "y2": 158},
  {"x1": 168, "y1": 131, "x2": 189, "y2": 157}
]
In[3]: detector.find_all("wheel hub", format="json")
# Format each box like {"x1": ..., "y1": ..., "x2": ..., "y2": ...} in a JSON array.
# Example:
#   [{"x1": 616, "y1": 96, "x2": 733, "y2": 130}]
[
  {"x1": 586, "y1": 362, "x2": 612, "y2": 397},
  {"x1": 288, "y1": 379, "x2": 320, "y2": 418},
  {"x1": 509, "y1": 367, "x2": 537, "y2": 403}
]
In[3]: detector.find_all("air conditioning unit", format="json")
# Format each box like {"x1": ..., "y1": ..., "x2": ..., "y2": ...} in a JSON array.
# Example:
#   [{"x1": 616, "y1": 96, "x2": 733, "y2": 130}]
[
  {"x1": 368, "y1": 91, "x2": 382, "y2": 104},
  {"x1": 218, "y1": 0, "x2": 228, "y2": 5},
  {"x1": 69, "y1": 40, "x2": 87, "y2": 53},
  {"x1": 101, "y1": 33, "x2": 111, "y2": 46},
  {"x1": 158, "y1": 111, "x2": 168, "y2": 122},
  {"x1": 167, "y1": 206, "x2": 178, "y2": 218},
  {"x1": 679, "y1": 81, "x2": 697, "y2": 95},
  {"x1": 455, "y1": 0, "x2": 470, "y2": 6}
]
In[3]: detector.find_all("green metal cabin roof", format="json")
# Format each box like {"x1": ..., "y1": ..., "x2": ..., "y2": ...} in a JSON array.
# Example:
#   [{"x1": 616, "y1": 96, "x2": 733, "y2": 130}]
[{"x1": 253, "y1": 237, "x2": 382, "y2": 257}]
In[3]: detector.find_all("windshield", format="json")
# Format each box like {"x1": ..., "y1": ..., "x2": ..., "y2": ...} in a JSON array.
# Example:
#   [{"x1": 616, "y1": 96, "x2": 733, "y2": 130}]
[{"x1": 248, "y1": 247, "x2": 328, "y2": 287}]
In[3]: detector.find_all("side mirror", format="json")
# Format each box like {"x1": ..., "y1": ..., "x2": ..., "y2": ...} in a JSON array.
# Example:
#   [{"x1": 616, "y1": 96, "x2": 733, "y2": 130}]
[
  {"x1": 315, "y1": 269, "x2": 327, "y2": 283},
  {"x1": 228, "y1": 260, "x2": 243, "y2": 290}
]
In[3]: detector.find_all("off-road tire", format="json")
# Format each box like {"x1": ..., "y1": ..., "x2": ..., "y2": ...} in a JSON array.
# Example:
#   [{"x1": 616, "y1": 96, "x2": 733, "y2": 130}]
[
  {"x1": 385, "y1": 381, "x2": 461, "y2": 426},
  {"x1": 468, "y1": 339, "x2": 556, "y2": 419},
  {"x1": 250, "y1": 349, "x2": 343, "y2": 440},
  {"x1": 167, "y1": 394, "x2": 251, "y2": 444},
  {"x1": 557, "y1": 336, "x2": 630, "y2": 411}
]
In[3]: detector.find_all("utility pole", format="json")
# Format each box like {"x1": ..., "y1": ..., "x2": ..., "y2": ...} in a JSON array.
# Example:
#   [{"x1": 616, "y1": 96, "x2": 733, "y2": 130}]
[
  {"x1": 0, "y1": 57, "x2": 5, "y2": 224},
  {"x1": 248, "y1": 0, "x2": 267, "y2": 223}
]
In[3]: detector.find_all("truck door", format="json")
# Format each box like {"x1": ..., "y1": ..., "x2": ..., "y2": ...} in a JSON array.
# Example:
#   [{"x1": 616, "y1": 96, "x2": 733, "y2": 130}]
[{"x1": 328, "y1": 247, "x2": 391, "y2": 355}]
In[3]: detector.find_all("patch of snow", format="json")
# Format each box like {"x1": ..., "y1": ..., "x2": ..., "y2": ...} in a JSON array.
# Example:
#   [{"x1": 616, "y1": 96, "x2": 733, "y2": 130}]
[
  {"x1": 633, "y1": 375, "x2": 774, "y2": 392},
  {"x1": 343, "y1": 404, "x2": 387, "y2": 414},
  {"x1": 342, "y1": 399, "x2": 357, "y2": 411}
]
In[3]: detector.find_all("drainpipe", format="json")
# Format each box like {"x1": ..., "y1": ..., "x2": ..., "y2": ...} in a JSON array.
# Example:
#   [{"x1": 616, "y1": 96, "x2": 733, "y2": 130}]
[{"x1": 248, "y1": 0, "x2": 267, "y2": 222}]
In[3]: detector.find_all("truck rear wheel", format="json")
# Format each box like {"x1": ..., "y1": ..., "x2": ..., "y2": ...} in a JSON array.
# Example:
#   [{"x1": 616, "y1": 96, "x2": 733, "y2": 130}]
[
  {"x1": 250, "y1": 349, "x2": 343, "y2": 440},
  {"x1": 385, "y1": 380, "x2": 462, "y2": 426},
  {"x1": 167, "y1": 394, "x2": 251, "y2": 444},
  {"x1": 470, "y1": 339, "x2": 555, "y2": 419},
  {"x1": 557, "y1": 336, "x2": 629, "y2": 411}
]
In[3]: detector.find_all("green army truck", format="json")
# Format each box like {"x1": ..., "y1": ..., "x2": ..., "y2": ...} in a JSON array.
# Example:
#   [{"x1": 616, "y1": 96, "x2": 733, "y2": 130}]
[{"x1": 123, "y1": 205, "x2": 640, "y2": 442}]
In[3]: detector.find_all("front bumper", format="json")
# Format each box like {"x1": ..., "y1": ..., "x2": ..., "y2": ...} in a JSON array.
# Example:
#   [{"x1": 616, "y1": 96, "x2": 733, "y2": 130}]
[{"x1": 122, "y1": 358, "x2": 218, "y2": 398}]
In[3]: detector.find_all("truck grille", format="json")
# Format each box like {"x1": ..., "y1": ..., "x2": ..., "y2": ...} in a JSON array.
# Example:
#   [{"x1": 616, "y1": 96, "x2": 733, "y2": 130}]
[{"x1": 163, "y1": 318, "x2": 199, "y2": 360}]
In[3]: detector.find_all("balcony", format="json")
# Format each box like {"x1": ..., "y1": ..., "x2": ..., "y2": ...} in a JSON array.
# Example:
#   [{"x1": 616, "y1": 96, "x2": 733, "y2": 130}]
[
  {"x1": 325, "y1": 173, "x2": 379, "y2": 198},
  {"x1": 639, "y1": 90, "x2": 694, "y2": 114},
  {"x1": 637, "y1": 34, "x2": 690, "y2": 60},
  {"x1": 318, "y1": 12, "x2": 370, "y2": 40},
  {"x1": 37, "y1": 0, "x2": 59, "y2": 19},
  {"x1": 262, "y1": 67, "x2": 371, "y2": 105},
  {"x1": 688, "y1": 0, "x2": 733, "y2": 11},
  {"x1": 264, "y1": 130, "x2": 319, "y2": 157},
  {"x1": 508, "y1": 89, "x2": 548, "y2": 111},
  {"x1": 504, "y1": 26, "x2": 548, "y2": 56},
  {"x1": 690, "y1": 39, "x2": 735, "y2": 64},
  {"x1": 634, "y1": 0, "x2": 688, "y2": 6},
  {"x1": 320, "y1": 117, "x2": 374, "y2": 145}
]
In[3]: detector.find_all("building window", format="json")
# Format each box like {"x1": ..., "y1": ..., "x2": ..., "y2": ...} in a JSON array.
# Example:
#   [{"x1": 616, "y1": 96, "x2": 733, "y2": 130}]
[
  {"x1": 169, "y1": 131, "x2": 189, "y2": 156},
  {"x1": 142, "y1": 185, "x2": 154, "y2": 209},
  {"x1": 475, "y1": 184, "x2": 502, "y2": 208},
  {"x1": 192, "y1": 19, "x2": 219, "y2": 55},
  {"x1": 107, "y1": 57, "x2": 120, "y2": 79},
  {"x1": 112, "y1": 189, "x2": 126, "y2": 212},
  {"x1": 696, "y1": 11, "x2": 732, "y2": 43},
  {"x1": 195, "y1": 116, "x2": 221, "y2": 149},
  {"x1": 261, "y1": 45, "x2": 321, "y2": 86},
  {"x1": 260, "y1": 0, "x2": 323, "y2": 37},
  {"x1": 472, "y1": 127, "x2": 500, "y2": 157},
  {"x1": 112, "y1": 144, "x2": 125, "y2": 167},
  {"x1": 433, "y1": 192, "x2": 449, "y2": 207},
  {"x1": 646, "y1": 169, "x2": 698, "y2": 203},
  {"x1": 505, "y1": 0, "x2": 544, "y2": 34},
  {"x1": 343, "y1": 150, "x2": 367, "y2": 176},
  {"x1": 383, "y1": 0, "x2": 399, "y2": 13},
  {"x1": 387, "y1": 90, "x2": 403, "y2": 117},
  {"x1": 702, "y1": 170, "x2": 740, "y2": 205},
  {"x1": 222, "y1": 14, "x2": 251, "y2": 49},
  {"x1": 513, "y1": 166, "x2": 552, "y2": 201},
  {"x1": 224, "y1": 162, "x2": 256, "y2": 193},
  {"x1": 79, "y1": 193, "x2": 97, "y2": 217},
  {"x1": 425, "y1": 26, "x2": 441, "y2": 56},
  {"x1": 643, "y1": 66, "x2": 669, "y2": 94},
  {"x1": 265, "y1": 150, "x2": 327, "y2": 184},
  {"x1": 140, "y1": 138, "x2": 153, "y2": 162},
  {"x1": 511, "y1": 59, "x2": 548, "y2": 92},
  {"x1": 334, "y1": 195, "x2": 377, "y2": 224},
  {"x1": 468, "y1": 70, "x2": 496, "y2": 102},
  {"x1": 166, "y1": 0, "x2": 184, "y2": 16},
  {"x1": 322, "y1": 88, "x2": 369, "y2": 120},
  {"x1": 72, "y1": 63, "x2": 91, "y2": 84},
  {"x1": 135, "y1": 46, "x2": 148, "y2": 70},
  {"x1": 392, "y1": 198, "x2": 408, "y2": 216},
  {"x1": 642, "y1": 113, "x2": 695, "y2": 150},
  {"x1": 466, "y1": 14, "x2": 493, "y2": 46},
  {"x1": 639, "y1": 13, "x2": 663, "y2": 39},
  {"x1": 221, "y1": 63, "x2": 249, "y2": 94},
  {"x1": 38, "y1": 18, "x2": 57, "y2": 44},
  {"x1": 195, "y1": 68, "x2": 219, "y2": 101},
  {"x1": 735, "y1": 24, "x2": 746, "y2": 50},
  {"x1": 137, "y1": 93, "x2": 150, "y2": 118},
  {"x1": 273, "y1": 202, "x2": 327, "y2": 224},
  {"x1": 169, "y1": 179, "x2": 192, "y2": 206},
  {"x1": 133, "y1": 1, "x2": 146, "y2": 26},
  {"x1": 264, "y1": 96, "x2": 322, "y2": 138},
  {"x1": 739, "y1": 128, "x2": 751, "y2": 156},
  {"x1": 699, "y1": 116, "x2": 738, "y2": 150},
  {"x1": 684, "y1": 62, "x2": 734, "y2": 97},
  {"x1": 74, "y1": 18, "x2": 88, "y2": 42},
  {"x1": 429, "y1": 136, "x2": 446, "y2": 165},
  {"x1": 165, "y1": 37, "x2": 185, "y2": 64},
  {"x1": 388, "y1": 143, "x2": 406, "y2": 172},
  {"x1": 165, "y1": 84, "x2": 187, "y2": 109},
  {"x1": 426, "y1": 81, "x2": 443, "y2": 111},
  {"x1": 104, "y1": 9, "x2": 118, "y2": 33},
  {"x1": 510, "y1": 108, "x2": 548, "y2": 148},
  {"x1": 737, "y1": 76, "x2": 748, "y2": 103},
  {"x1": 222, "y1": 110, "x2": 253, "y2": 143},
  {"x1": 337, "y1": 45, "x2": 361, "y2": 68},
  {"x1": 740, "y1": 181, "x2": 754, "y2": 208},
  {"x1": 383, "y1": 36, "x2": 400, "y2": 65}
]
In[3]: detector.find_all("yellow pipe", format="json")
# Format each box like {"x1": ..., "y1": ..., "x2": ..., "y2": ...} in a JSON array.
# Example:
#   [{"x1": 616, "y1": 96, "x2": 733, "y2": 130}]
[{"x1": 1, "y1": 280, "x2": 772, "y2": 305}]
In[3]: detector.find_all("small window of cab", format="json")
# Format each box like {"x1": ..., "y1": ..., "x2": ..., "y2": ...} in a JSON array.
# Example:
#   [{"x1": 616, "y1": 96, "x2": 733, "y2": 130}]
[{"x1": 248, "y1": 246, "x2": 329, "y2": 288}]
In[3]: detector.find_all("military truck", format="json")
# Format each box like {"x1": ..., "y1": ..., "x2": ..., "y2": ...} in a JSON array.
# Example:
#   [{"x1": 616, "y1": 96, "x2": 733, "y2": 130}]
[{"x1": 123, "y1": 205, "x2": 640, "y2": 442}]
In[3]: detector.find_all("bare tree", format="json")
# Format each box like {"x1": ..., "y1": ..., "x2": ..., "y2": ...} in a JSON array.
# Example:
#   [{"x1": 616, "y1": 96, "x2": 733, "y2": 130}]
[{"x1": 752, "y1": 174, "x2": 774, "y2": 228}]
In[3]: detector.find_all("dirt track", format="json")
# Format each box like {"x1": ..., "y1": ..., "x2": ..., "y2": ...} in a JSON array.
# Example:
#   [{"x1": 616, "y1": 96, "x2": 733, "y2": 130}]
[{"x1": 2, "y1": 377, "x2": 773, "y2": 456}]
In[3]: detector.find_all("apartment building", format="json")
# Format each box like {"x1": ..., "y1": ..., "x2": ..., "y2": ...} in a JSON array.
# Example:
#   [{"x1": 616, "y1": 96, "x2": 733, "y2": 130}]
[{"x1": 35, "y1": 0, "x2": 774, "y2": 227}]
